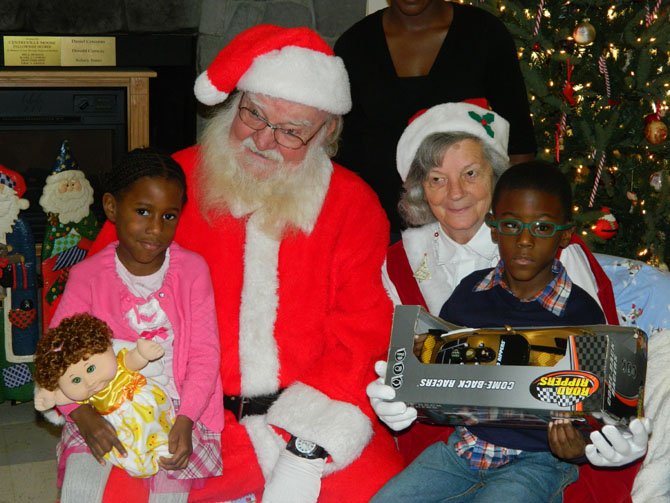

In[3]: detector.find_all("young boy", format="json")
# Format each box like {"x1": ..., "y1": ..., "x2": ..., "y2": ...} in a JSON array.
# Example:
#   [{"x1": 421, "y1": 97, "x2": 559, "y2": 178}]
[{"x1": 372, "y1": 161, "x2": 606, "y2": 502}]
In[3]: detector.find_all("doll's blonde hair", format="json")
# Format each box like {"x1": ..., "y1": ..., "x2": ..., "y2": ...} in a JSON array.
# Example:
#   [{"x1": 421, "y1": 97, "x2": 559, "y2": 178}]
[{"x1": 34, "y1": 313, "x2": 113, "y2": 391}]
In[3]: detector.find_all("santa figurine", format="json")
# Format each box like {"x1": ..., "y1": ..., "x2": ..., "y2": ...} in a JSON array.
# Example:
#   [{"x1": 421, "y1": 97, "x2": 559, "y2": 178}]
[
  {"x1": 39, "y1": 140, "x2": 99, "y2": 332},
  {"x1": 0, "y1": 165, "x2": 40, "y2": 403}
]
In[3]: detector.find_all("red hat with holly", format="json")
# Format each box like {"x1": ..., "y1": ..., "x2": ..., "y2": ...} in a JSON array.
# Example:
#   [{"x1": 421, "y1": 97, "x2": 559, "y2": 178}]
[
  {"x1": 194, "y1": 24, "x2": 351, "y2": 115},
  {"x1": 396, "y1": 101, "x2": 510, "y2": 182}
]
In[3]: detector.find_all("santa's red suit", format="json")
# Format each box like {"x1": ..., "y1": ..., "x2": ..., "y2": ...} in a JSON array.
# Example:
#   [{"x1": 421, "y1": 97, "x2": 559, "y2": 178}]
[{"x1": 92, "y1": 146, "x2": 404, "y2": 502}]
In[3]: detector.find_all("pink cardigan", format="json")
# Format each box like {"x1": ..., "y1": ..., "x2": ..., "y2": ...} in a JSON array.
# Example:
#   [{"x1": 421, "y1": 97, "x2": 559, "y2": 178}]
[{"x1": 51, "y1": 242, "x2": 224, "y2": 432}]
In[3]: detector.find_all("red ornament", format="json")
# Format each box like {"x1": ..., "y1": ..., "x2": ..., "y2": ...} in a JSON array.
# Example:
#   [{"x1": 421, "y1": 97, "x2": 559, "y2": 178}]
[{"x1": 592, "y1": 209, "x2": 618, "y2": 240}]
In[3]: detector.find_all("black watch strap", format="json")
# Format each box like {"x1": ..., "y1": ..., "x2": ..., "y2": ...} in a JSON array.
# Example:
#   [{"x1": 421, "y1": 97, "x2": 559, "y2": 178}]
[{"x1": 286, "y1": 435, "x2": 328, "y2": 459}]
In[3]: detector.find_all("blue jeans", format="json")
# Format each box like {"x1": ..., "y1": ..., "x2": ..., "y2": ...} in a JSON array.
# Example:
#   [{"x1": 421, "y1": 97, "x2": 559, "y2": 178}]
[{"x1": 372, "y1": 430, "x2": 578, "y2": 503}]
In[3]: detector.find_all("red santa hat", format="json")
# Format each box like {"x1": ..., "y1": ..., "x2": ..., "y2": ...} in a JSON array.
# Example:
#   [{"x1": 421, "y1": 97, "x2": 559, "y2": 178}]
[
  {"x1": 194, "y1": 24, "x2": 351, "y2": 115},
  {"x1": 396, "y1": 101, "x2": 510, "y2": 182},
  {"x1": 0, "y1": 165, "x2": 27, "y2": 199}
]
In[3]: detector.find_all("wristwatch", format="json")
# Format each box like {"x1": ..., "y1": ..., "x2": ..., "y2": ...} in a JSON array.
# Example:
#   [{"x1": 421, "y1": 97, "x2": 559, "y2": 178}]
[{"x1": 286, "y1": 435, "x2": 328, "y2": 459}]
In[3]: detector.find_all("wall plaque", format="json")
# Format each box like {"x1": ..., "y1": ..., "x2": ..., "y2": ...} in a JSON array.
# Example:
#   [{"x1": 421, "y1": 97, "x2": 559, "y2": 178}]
[{"x1": 3, "y1": 36, "x2": 116, "y2": 66}]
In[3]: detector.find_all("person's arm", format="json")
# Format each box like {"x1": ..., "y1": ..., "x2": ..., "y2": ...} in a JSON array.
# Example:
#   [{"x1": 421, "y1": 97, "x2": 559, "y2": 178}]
[
  {"x1": 48, "y1": 253, "x2": 126, "y2": 461},
  {"x1": 264, "y1": 180, "x2": 393, "y2": 474},
  {"x1": 333, "y1": 30, "x2": 368, "y2": 173},
  {"x1": 49, "y1": 264, "x2": 98, "y2": 420},
  {"x1": 69, "y1": 404, "x2": 127, "y2": 464},
  {"x1": 159, "y1": 253, "x2": 220, "y2": 471},
  {"x1": 159, "y1": 415, "x2": 193, "y2": 471},
  {"x1": 167, "y1": 254, "x2": 220, "y2": 424}
]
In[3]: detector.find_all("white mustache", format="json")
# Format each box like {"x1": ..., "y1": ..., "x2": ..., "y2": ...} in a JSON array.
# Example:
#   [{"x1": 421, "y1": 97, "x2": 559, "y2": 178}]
[{"x1": 242, "y1": 137, "x2": 284, "y2": 162}]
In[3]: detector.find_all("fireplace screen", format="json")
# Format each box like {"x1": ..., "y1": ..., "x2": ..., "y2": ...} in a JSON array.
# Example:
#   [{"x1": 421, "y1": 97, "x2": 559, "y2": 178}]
[{"x1": 0, "y1": 88, "x2": 127, "y2": 242}]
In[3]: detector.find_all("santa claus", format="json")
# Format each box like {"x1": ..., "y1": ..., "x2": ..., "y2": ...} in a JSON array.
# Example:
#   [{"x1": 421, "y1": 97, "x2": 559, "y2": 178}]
[{"x1": 62, "y1": 24, "x2": 404, "y2": 503}]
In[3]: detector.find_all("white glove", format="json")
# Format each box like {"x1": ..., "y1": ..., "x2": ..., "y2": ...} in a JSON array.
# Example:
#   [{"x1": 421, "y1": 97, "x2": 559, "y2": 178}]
[
  {"x1": 263, "y1": 449, "x2": 325, "y2": 503},
  {"x1": 586, "y1": 417, "x2": 651, "y2": 467},
  {"x1": 367, "y1": 360, "x2": 417, "y2": 431}
]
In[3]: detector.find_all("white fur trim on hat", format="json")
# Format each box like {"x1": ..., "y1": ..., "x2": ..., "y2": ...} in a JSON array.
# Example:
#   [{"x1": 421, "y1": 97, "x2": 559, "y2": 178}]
[
  {"x1": 266, "y1": 382, "x2": 372, "y2": 473},
  {"x1": 396, "y1": 102, "x2": 510, "y2": 182},
  {"x1": 195, "y1": 24, "x2": 351, "y2": 115},
  {"x1": 238, "y1": 46, "x2": 351, "y2": 115}
]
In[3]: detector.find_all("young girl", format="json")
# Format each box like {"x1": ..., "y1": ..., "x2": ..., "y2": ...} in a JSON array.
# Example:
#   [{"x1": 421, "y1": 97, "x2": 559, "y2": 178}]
[
  {"x1": 34, "y1": 313, "x2": 175, "y2": 478},
  {"x1": 49, "y1": 148, "x2": 223, "y2": 503}
]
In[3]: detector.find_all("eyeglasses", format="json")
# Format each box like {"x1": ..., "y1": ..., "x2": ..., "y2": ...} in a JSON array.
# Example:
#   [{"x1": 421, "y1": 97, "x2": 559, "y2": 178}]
[
  {"x1": 485, "y1": 215, "x2": 574, "y2": 238},
  {"x1": 237, "y1": 97, "x2": 325, "y2": 150}
]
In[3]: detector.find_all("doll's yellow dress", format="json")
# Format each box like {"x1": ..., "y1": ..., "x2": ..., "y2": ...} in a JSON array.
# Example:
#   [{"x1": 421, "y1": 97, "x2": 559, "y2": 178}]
[{"x1": 80, "y1": 349, "x2": 175, "y2": 477}]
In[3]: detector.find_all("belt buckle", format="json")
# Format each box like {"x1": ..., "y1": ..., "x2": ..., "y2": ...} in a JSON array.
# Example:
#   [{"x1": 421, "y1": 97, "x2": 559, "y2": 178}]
[{"x1": 237, "y1": 396, "x2": 250, "y2": 420}]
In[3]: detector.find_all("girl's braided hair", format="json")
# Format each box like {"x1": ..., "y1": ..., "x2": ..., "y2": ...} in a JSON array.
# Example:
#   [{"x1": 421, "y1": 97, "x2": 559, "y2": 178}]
[
  {"x1": 103, "y1": 147, "x2": 187, "y2": 203},
  {"x1": 34, "y1": 313, "x2": 113, "y2": 391}
]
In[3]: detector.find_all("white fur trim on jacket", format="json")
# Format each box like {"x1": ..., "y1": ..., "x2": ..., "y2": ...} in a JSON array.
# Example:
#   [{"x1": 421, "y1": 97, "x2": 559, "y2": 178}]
[
  {"x1": 266, "y1": 382, "x2": 373, "y2": 474},
  {"x1": 239, "y1": 214, "x2": 281, "y2": 396}
]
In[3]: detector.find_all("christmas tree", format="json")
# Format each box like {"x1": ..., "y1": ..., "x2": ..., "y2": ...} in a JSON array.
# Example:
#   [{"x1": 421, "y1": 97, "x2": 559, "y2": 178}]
[{"x1": 476, "y1": 0, "x2": 670, "y2": 265}]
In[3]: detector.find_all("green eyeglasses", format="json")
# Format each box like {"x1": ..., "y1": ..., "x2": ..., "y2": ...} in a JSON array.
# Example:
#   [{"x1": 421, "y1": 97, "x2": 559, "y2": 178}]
[{"x1": 485, "y1": 215, "x2": 574, "y2": 238}]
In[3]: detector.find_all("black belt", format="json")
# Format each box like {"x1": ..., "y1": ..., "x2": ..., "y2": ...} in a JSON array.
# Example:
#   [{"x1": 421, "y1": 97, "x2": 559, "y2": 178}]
[{"x1": 223, "y1": 391, "x2": 283, "y2": 420}]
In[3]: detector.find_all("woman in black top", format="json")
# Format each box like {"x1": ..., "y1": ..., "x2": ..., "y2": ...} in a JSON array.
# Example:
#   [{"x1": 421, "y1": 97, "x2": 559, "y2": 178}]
[{"x1": 335, "y1": 0, "x2": 536, "y2": 237}]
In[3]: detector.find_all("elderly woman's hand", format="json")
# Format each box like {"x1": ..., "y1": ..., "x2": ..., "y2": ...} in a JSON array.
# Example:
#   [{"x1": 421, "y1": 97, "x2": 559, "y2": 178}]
[
  {"x1": 367, "y1": 361, "x2": 418, "y2": 431},
  {"x1": 586, "y1": 417, "x2": 651, "y2": 467}
]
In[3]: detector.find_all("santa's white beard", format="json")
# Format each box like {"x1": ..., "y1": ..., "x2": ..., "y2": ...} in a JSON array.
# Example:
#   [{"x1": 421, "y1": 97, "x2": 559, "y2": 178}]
[
  {"x1": 0, "y1": 194, "x2": 21, "y2": 235},
  {"x1": 40, "y1": 179, "x2": 94, "y2": 224},
  {"x1": 197, "y1": 100, "x2": 332, "y2": 239}
]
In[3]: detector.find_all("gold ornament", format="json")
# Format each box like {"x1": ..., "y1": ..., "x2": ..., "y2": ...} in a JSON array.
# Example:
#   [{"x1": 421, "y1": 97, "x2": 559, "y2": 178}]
[
  {"x1": 644, "y1": 118, "x2": 668, "y2": 145},
  {"x1": 573, "y1": 20, "x2": 596, "y2": 45}
]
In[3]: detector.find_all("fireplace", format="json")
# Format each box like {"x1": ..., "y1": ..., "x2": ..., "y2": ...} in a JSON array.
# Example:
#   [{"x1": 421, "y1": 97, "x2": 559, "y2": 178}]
[
  {"x1": 0, "y1": 68, "x2": 158, "y2": 245},
  {"x1": 0, "y1": 87, "x2": 127, "y2": 240}
]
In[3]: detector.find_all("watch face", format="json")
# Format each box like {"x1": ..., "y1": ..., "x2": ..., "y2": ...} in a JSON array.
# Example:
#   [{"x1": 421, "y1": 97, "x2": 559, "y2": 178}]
[{"x1": 294, "y1": 438, "x2": 318, "y2": 455}]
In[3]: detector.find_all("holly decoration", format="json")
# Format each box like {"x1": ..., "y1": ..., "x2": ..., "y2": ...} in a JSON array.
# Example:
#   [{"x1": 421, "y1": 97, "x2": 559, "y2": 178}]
[{"x1": 467, "y1": 111, "x2": 496, "y2": 138}]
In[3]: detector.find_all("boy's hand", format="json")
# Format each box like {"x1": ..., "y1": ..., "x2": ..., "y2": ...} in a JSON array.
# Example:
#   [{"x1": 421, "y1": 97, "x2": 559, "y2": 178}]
[
  {"x1": 136, "y1": 339, "x2": 165, "y2": 361},
  {"x1": 34, "y1": 388, "x2": 56, "y2": 411},
  {"x1": 548, "y1": 419, "x2": 586, "y2": 461},
  {"x1": 70, "y1": 404, "x2": 126, "y2": 464},
  {"x1": 159, "y1": 415, "x2": 193, "y2": 471}
]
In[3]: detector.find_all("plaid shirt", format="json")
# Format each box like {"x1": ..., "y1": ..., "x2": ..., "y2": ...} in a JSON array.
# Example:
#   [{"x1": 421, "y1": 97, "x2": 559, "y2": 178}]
[
  {"x1": 456, "y1": 259, "x2": 573, "y2": 469},
  {"x1": 454, "y1": 426, "x2": 523, "y2": 470},
  {"x1": 474, "y1": 258, "x2": 572, "y2": 317}
]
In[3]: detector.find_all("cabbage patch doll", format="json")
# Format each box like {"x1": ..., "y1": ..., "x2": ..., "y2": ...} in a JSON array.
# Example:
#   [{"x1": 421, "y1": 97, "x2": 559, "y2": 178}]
[{"x1": 34, "y1": 313, "x2": 175, "y2": 477}]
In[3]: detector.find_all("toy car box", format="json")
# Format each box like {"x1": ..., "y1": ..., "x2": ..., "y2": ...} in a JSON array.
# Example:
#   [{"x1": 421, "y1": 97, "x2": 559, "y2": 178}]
[{"x1": 385, "y1": 305, "x2": 647, "y2": 429}]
